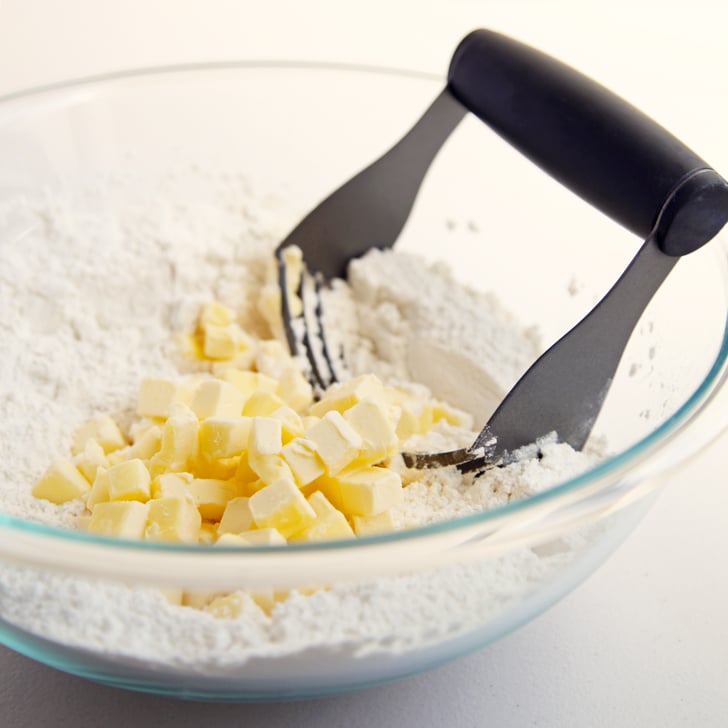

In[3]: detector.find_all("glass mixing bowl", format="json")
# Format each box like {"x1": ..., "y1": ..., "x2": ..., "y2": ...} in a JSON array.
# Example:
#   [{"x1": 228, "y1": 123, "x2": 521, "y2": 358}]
[{"x1": 0, "y1": 63, "x2": 727, "y2": 701}]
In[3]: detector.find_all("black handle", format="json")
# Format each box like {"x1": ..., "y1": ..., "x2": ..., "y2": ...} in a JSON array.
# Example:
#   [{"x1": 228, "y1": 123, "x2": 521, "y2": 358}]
[{"x1": 447, "y1": 29, "x2": 728, "y2": 255}]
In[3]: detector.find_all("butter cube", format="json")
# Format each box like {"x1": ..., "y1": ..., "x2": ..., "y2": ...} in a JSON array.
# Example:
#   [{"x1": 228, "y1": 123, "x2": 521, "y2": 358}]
[
  {"x1": 344, "y1": 399, "x2": 399, "y2": 465},
  {"x1": 214, "y1": 533, "x2": 251, "y2": 546},
  {"x1": 200, "y1": 301, "x2": 234, "y2": 328},
  {"x1": 242, "y1": 390, "x2": 287, "y2": 417},
  {"x1": 270, "y1": 406, "x2": 304, "y2": 443},
  {"x1": 309, "y1": 374, "x2": 385, "y2": 417},
  {"x1": 204, "y1": 591, "x2": 249, "y2": 619},
  {"x1": 107, "y1": 459, "x2": 151, "y2": 502},
  {"x1": 72, "y1": 414, "x2": 126, "y2": 455},
  {"x1": 249, "y1": 478, "x2": 316, "y2": 537},
  {"x1": 352, "y1": 510, "x2": 396, "y2": 536},
  {"x1": 76, "y1": 439, "x2": 108, "y2": 483},
  {"x1": 281, "y1": 438, "x2": 325, "y2": 486},
  {"x1": 306, "y1": 411, "x2": 362, "y2": 475},
  {"x1": 190, "y1": 379, "x2": 247, "y2": 419},
  {"x1": 203, "y1": 324, "x2": 238, "y2": 360},
  {"x1": 33, "y1": 459, "x2": 90, "y2": 504},
  {"x1": 86, "y1": 467, "x2": 110, "y2": 510},
  {"x1": 150, "y1": 472, "x2": 193, "y2": 500},
  {"x1": 217, "y1": 497, "x2": 254, "y2": 535},
  {"x1": 248, "y1": 453, "x2": 294, "y2": 484},
  {"x1": 152, "y1": 403, "x2": 199, "y2": 472},
  {"x1": 188, "y1": 478, "x2": 241, "y2": 520},
  {"x1": 276, "y1": 365, "x2": 313, "y2": 412},
  {"x1": 87, "y1": 501, "x2": 148, "y2": 539},
  {"x1": 145, "y1": 497, "x2": 201, "y2": 543},
  {"x1": 334, "y1": 466, "x2": 403, "y2": 517},
  {"x1": 198, "y1": 417, "x2": 252, "y2": 460},
  {"x1": 192, "y1": 454, "x2": 240, "y2": 480},
  {"x1": 198, "y1": 522, "x2": 218, "y2": 544},
  {"x1": 237, "y1": 528, "x2": 287, "y2": 545},
  {"x1": 248, "y1": 417, "x2": 282, "y2": 456},
  {"x1": 182, "y1": 590, "x2": 223, "y2": 609},
  {"x1": 137, "y1": 377, "x2": 179, "y2": 418},
  {"x1": 219, "y1": 369, "x2": 277, "y2": 399},
  {"x1": 128, "y1": 424, "x2": 162, "y2": 461},
  {"x1": 294, "y1": 490, "x2": 355, "y2": 542}
]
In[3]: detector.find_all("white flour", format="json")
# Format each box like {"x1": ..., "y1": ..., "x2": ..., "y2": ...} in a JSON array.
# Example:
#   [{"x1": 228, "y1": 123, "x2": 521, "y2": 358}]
[{"x1": 0, "y1": 169, "x2": 604, "y2": 674}]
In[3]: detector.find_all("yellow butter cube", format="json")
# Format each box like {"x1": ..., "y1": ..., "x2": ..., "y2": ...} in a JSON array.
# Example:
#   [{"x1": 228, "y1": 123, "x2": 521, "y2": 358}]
[
  {"x1": 157, "y1": 588, "x2": 184, "y2": 606},
  {"x1": 344, "y1": 398, "x2": 399, "y2": 465},
  {"x1": 218, "y1": 369, "x2": 277, "y2": 399},
  {"x1": 309, "y1": 374, "x2": 385, "y2": 417},
  {"x1": 294, "y1": 490, "x2": 354, "y2": 542},
  {"x1": 203, "y1": 323, "x2": 239, "y2": 360},
  {"x1": 214, "y1": 533, "x2": 251, "y2": 546},
  {"x1": 237, "y1": 528, "x2": 287, "y2": 545},
  {"x1": 352, "y1": 510, "x2": 396, "y2": 536},
  {"x1": 145, "y1": 497, "x2": 201, "y2": 543},
  {"x1": 200, "y1": 300, "x2": 234, "y2": 329},
  {"x1": 193, "y1": 454, "x2": 240, "y2": 480},
  {"x1": 198, "y1": 522, "x2": 218, "y2": 544},
  {"x1": 137, "y1": 377, "x2": 179, "y2": 418},
  {"x1": 150, "y1": 472, "x2": 193, "y2": 500},
  {"x1": 281, "y1": 438, "x2": 325, "y2": 487},
  {"x1": 76, "y1": 439, "x2": 108, "y2": 483},
  {"x1": 87, "y1": 501, "x2": 148, "y2": 539},
  {"x1": 334, "y1": 466, "x2": 403, "y2": 517},
  {"x1": 33, "y1": 459, "x2": 90, "y2": 504},
  {"x1": 276, "y1": 365, "x2": 313, "y2": 412},
  {"x1": 306, "y1": 411, "x2": 362, "y2": 475},
  {"x1": 171, "y1": 374, "x2": 209, "y2": 408},
  {"x1": 248, "y1": 478, "x2": 316, "y2": 538},
  {"x1": 248, "y1": 417, "x2": 282, "y2": 457},
  {"x1": 242, "y1": 390, "x2": 287, "y2": 417},
  {"x1": 271, "y1": 406, "x2": 304, "y2": 443},
  {"x1": 128, "y1": 424, "x2": 162, "y2": 461},
  {"x1": 217, "y1": 497, "x2": 254, "y2": 535},
  {"x1": 152, "y1": 403, "x2": 199, "y2": 472},
  {"x1": 182, "y1": 590, "x2": 223, "y2": 609},
  {"x1": 72, "y1": 414, "x2": 126, "y2": 455},
  {"x1": 106, "y1": 458, "x2": 151, "y2": 502},
  {"x1": 86, "y1": 467, "x2": 110, "y2": 510},
  {"x1": 204, "y1": 590, "x2": 248, "y2": 619},
  {"x1": 248, "y1": 453, "x2": 294, "y2": 485},
  {"x1": 199, "y1": 417, "x2": 252, "y2": 460},
  {"x1": 190, "y1": 379, "x2": 247, "y2": 419},
  {"x1": 188, "y1": 478, "x2": 242, "y2": 520}
]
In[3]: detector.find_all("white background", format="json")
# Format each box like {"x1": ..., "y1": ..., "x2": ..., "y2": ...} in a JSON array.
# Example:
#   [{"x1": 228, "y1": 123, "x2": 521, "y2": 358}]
[{"x1": 0, "y1": 1, "x2": 726, "y2": 726}]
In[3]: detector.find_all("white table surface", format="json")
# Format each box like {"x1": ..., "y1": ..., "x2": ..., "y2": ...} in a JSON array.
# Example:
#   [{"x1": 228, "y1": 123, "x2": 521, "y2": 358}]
[{"x1": 1, "y1": 2, "x2": 726, "y2": 726}]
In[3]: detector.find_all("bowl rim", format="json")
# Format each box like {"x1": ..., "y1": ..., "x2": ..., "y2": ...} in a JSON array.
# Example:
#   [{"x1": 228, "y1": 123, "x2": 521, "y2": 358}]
[{"x1": 1, "y1": 60, "x2": 727, "y2": 564}]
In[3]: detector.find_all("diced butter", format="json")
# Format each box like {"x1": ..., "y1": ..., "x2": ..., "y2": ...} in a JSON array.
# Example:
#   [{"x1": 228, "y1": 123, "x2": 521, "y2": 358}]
[
  {"x1": 306, "y1": 411, "x2": 362, "y2": 475},
  {"x1": 237, "y1": 528, "x2": 287, "y2": 545},
  {"x1": 309, "y1": 373, "x2": 385, "y2": 417},
  {"x1": 182, "y1": 590, "x2": 223, "y2": 609},
  {"x1": 76, "y1": 439, "x2": 108, "y2": 483},
  {"x1": 255, "y1": 339, "x2": 291, "y2": 378},
  {"x1": 204, "y1": 590, "x2": 249, "y2": 619},
  {"x1": 87, "y1": 501, "x2": 148, "y2": 539},
  {"x1": 218, "y1": 369, "x2": 277, "y2": 399},
  {"x1": 248, "y1": 453, "x2": 294, "y2": 485},
  {"x1": 157, "y1": 588, "x2": 184, "y2": 606},
  {"x1": 145, "y1": 497, "x2": 202, "y2": 543},
  {"x1": 242, "y1": 390, "x2": 287, "y2": 417},
  {"x1": 150, "y1": 472, "x2": 192, "y2": 500},
  {"x1": 137, "y1": 377, "x2": 179, "y2": 418},
  {"x1": 188, "y1": 478, "x2": 242, "y2": 520},
  {"x1": 217, "y1": 496, "x2": 254, "y2": 535},
  {"x1": 281, "y1": 438, "x2": 325, "y2": 487},
  {"x1": 248, "y1": 417, "x2": 282, "y2": 457},
  {"x1": 106, "y1": 458, "x2": 151, "y2": 502},
  {"x1": 200, "y1": 300, "x2": 234, "y2": 328},
  {"x1": 248, "y1": 478, "x2": 316, "y2": 537},
  {"x1": 202, "y1": 323, "x2": 238, "y2": 360},
  {"x1": 128, "y1": 424, "x2": 162, "y2": 461},
  {"x1": 270, "y1": 406, "x2": 304, "y2": 443},
  {"x1": 190, "y1": 379, "x2": 247, "y2": 419},
  {"x1": 71, "y1": 414, "x2": 126, "y2": 455},
  {"x1": 151, "y1": 403, "x2": 199, "y2": 473},
  {"x1": 352, "y1": 509, "x2": 396, "y2": 536},
  {"x1": 33, "y1": 459, "x2": 90, "y2": 504},
  {"x1": 86, "y1": 467, "x2": 110, "y2": 510},
  {"x1": 214, "y1": 533, "x2": 251, "y2": 546},
  {"x1": 193, "y1": 454, "x2": 240, "y2": 480},
  {"x1": 198, "y1": 416, "x2": 252, "y2": 460},
  {"x1": 333, "y1": 466, "x2": 403, "y2": 516},
  {"x1": 344, "y1": 398, "x2": 398, "y2": 465},
  {"x1": 294, "y1": 490, "x2": 354, "y2": 542},
  {"x1": 276, "y1": 365, "x2": 313, "y2": 412},
  {"x1": 198, "y1": 522, "x2": 218, "y2": 544}
]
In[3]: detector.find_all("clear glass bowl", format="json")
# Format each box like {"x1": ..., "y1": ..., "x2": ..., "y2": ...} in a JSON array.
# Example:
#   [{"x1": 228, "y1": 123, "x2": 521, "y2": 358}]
[{"x1": 1, "y1": 63, "x2": 727, "y2": 701}]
